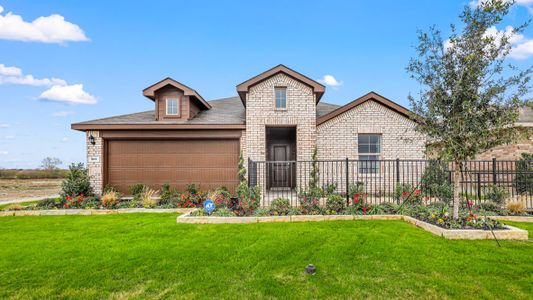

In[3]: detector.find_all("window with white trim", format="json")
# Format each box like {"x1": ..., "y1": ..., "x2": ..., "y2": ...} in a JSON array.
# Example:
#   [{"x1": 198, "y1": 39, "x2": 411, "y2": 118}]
[
  {"x1": 166, "y1": 98, "x2": 179, "y2": 115},
  {"x1": 358, "y1": 134, "x2": 381, "y2": 174},
  {"x1": 275, "y1": 87, "x2": 287, "y2": 109}
]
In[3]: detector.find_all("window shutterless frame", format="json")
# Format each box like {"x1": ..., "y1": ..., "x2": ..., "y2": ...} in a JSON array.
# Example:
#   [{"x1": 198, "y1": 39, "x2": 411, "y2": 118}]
[
  {"x1": 358, "y1": 134, "x2": 381, "y2": 174},
  {"x1": 166, "y1": 98, "x2": 179, "y2": 116},
  {"x1": 274, "y1": 87, "x2": 287, "y2": 109}
]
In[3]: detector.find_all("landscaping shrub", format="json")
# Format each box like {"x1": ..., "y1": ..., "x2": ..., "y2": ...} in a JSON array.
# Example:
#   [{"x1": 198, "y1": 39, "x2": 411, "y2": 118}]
[
  {"x1": 81, "y1": 196, "x2": 100, "y2": 209},
  {"x1": 252, "y1": 207, "x2": 271, "y2": 217},
  {"x1": 234, "y1": 183, "x2": 261, "y2": 216},
  {"x1": 101, "y1": 191, "x2": 120, "y2": 209},
  {"x1": 506, "y1": 201, "x2": 526, "y2": 215},
  {"x1": 484, "y1": 184, "x2": 508, "y2": 206},
  {"x1": 514, "y1": 152, "x2": 533, "y2": 194},
  {"x1": 325, "y1": 194, "x2": 345, "y2": 214},
  {"x1": 140, "y1": 188, "x2": 158, "y2": 208},
  {"x1": 298, "y1": 187, "x2": 322, "y2": 214},
  {"x1": 270, "y1": 198, "x2": 291, "y2": 215},
  {"x1": 209, "y1": 187, "x2": 232, "y2": 208},
  {"x1": 63, "y1": 194, "x2": 85, "y2": 208},
  {"x1": 421, "y1": 161, "x2": 453, "y2": 204},
  {"x1": 348, "y1": 182, "x2": 364, "y2": 198},
  {"x1": 60, "y1": 163, "x2": 94, "y2": 199},
  {"x1": 323, "y1": 183, "x2": 337, "y2": 196},
  {"x1": 287, "y1": 207, "x2": 303, "y2": 215},
  {"x1": 36, "y1": 198, "x2": 59, "y2": 209},
  {"x1": 160, "y1": 183, "x2": 180, "y2": 206},
  {"x1": 128, "y1": 184, "x2": 146, "y2": 196},
  {"x1": 394, "y1": 183, "x2": 423, "y2": 205},
  {"x1": 211, "y1": 207, "x2": 235, "y2": 217}
]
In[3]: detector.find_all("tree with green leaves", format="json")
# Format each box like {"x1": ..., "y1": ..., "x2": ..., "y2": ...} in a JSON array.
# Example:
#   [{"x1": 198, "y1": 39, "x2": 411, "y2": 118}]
[{"x1": 407, "y1": 0, "x2": 532, "y2": 218}]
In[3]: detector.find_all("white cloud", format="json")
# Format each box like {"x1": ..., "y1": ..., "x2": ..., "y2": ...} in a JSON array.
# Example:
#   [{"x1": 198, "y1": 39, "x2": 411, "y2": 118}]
[
  {"x1": 0, "y1": 63, "x2": 97, "y2": 104},
  {"x1": 0, "y1": 5, "x2": 89, "y2": 44},
  {"x1": 3, "y1": 135, "x2": 14, "y2": 140},
  {"x1": 0, "y1": 151, "x2": 8, "y2": 155},
  {"x1": 39, "y1": 84, "x2": 97, "y2": 104},
  {"x1": 469, "y1": 0, "x2": 533, "y2": 10},
  {"x1": 0, "y1": 63, "x2": 66, "y2": 86},
  {"x1": 52, "y1": 110, "x2": 75, "y2": 117},
  {"x1": 444, "y1": 26, "x2": 533, "y2": 60},
  {"x1": 317, "y1": 75, "x2": 343, "y2": 88},
  {"x1": 0, "y1": 123, "x2": 9, "y2": 128},
  {"x1": 60, "y1": 137, "x2": 68, "y2": 142},
  {"x1": 509, "y1": 39, "x2": 533, "y2": 59}
]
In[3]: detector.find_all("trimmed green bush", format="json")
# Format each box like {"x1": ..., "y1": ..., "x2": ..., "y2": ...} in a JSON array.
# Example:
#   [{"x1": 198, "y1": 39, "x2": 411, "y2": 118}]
[{"x1": 60, "y1": 163, "x2": 93, "y2": 198}]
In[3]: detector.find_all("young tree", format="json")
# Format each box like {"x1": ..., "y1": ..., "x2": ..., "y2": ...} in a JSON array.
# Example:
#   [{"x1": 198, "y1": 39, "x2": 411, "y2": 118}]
[
  {"x1": 41, "y1": 157, "x2": 63, "y2": 171},
  {"x1": 407, "y1": 0, "x2": 532, "y2": 218}
]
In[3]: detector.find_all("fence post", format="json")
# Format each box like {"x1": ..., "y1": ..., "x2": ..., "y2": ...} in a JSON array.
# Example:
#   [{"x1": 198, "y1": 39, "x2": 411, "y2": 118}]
[
  {"x1": 396, "y1": 158, "x2": 400, "y2": 183},
  {"x1": 477, "y1": 173, "x2": 481, "y2": 202},
  {"x1": 247, "y1": 157, "x2": 252, "y2": 187},
  {"x1": 345, "y1": 158, "x2": 350, "y2": 205},
  {"x1": 492, "y1": 157, "x2": 497, "y2": 185}
]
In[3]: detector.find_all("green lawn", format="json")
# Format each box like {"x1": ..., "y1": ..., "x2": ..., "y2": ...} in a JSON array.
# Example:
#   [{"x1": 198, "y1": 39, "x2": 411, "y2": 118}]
[{"x1": 0, "y1": 214, "x2": 531, "y2": 299}]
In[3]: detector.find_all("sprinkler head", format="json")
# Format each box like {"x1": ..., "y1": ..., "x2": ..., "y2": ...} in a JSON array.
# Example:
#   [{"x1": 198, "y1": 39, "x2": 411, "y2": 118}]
[{"x1": 305, "y1": 264, "x2": 316, "y2": 275}]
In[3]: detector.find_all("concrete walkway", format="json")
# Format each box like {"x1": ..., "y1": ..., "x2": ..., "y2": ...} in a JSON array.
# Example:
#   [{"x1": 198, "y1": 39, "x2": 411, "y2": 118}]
[{"x1": 0, "y1": 195, "x2": 59, "y2": 205}]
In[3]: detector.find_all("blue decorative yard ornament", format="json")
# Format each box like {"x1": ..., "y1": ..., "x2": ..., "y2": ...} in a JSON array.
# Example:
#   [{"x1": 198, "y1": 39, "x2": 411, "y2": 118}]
[{"x1": 203, "y1": 200, "x2": 215, "y2": 214}]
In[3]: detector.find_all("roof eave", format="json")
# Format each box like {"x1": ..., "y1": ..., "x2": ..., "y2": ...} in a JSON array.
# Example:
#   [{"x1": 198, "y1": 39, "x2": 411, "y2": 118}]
[{"x1": 71, "y1": 123, "x2": 246, "y2": 131}]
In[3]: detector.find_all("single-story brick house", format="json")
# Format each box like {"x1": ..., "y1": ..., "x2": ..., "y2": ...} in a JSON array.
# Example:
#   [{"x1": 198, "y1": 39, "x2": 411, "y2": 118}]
[{"x1": 72, "y1": 65, "x2": 531, "y2": 195}]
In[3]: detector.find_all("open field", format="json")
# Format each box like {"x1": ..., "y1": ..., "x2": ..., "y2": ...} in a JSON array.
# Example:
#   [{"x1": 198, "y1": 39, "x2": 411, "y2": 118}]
[
  {"x1": 0, "y1": 179, "x2": 62, "y2": 202},
  {"x1": 0, "y1": 214, "x2": 531, "y2": 299}
]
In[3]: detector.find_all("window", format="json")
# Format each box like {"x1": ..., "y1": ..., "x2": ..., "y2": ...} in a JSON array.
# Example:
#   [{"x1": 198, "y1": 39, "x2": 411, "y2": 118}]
[
  {"x1": 275, "y1": 87, "x2": 287, "y2": 109},
  {"x1": 166, "y1": 98, "x2": 179, "y2": 115},
  {"x1": 358, "y1": 134, "x2": 381, "y2": 174}
]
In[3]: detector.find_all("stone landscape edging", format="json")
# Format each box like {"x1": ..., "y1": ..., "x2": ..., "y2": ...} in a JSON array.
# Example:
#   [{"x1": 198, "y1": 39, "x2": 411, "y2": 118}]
[
  {"x1": 0, "y1": 208, "x2": 194, "y2": 217},
  {"x1": 176, "y1": 211, "x2": 529, "y2": 240}
]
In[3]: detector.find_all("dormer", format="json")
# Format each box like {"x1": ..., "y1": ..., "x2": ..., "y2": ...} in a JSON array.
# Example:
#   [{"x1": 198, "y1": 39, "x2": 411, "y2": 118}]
[{"x1": 143, "y1": 78, "x2": 211, "y2": 121}]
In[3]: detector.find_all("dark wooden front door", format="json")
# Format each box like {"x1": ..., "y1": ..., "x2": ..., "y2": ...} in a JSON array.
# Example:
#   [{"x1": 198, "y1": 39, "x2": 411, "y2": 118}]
[{"x1": 271, "y1": 145, "x2": 289, "y2": 188}]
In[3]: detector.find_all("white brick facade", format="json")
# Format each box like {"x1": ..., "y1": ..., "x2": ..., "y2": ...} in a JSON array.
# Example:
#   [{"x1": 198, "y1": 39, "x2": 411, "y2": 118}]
[
  {"x1": 86, "y1": 130, "x2": 103, "y2": 195},
  {"x1": 245, "y1": 73, "x2": 317, "y2": 162},
  {"x1": 317, "y1": 100, "x2": 426, "y2": 160}
]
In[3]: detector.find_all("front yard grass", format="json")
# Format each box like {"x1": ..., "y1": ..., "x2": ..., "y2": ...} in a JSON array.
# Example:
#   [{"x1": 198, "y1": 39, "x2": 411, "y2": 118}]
[{"x1": 0, "y1": 214, "x2": 531, "y2": 299}]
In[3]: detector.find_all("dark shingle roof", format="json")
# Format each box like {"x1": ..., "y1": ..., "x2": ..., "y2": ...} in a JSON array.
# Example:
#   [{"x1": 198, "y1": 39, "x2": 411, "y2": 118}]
[{"x1": 74, "y1": 96, "x2": 340, "y2": 125}]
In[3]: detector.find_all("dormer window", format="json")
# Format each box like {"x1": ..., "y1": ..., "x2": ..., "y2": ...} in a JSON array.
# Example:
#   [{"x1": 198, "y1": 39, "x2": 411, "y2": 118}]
[
  {"x1": 275, "y1": 87, "x2": 287, "y2": 109},
  {"x1": 166, "y1": 98, "x2": 179, "y2": 115}
]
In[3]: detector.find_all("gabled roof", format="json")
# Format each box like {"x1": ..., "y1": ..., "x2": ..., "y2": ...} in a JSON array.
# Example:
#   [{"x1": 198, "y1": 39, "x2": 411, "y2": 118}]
[
  {"x1": 142, "y1": 77, "x2": 211, "y2": 110},
  {"x1": 236, "y1": 64, "x2": 325, "y2": 105},
  {"x1": 317, "y1": 92, "x2": 414, "y2": 125},
  {"x1": 71, "y1": 96, "x2": 340, "y2": 131}
]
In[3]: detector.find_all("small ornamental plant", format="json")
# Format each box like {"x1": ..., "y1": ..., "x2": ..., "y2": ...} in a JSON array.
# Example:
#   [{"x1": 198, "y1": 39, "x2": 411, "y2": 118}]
[
  {"x1": 269, "y1": 198, "x2": 291, "y2": 216},
  {"x1": 63, "y1": 194, "x2": 85, "y2": 209},
  {"x1": 101, "y1": 191, "x2": 120, "y2": 209},
  {"x1": 325, "y1": 194, "x2": 345, "y2": 215}
]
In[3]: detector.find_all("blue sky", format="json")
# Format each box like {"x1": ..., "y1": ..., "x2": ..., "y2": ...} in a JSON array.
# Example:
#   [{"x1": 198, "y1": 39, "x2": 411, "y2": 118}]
[{"x1": 0, "y1": 0, "x2": 532, "y2": 168}]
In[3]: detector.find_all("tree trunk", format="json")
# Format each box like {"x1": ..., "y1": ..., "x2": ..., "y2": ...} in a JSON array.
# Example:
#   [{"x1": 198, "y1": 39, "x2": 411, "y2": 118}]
[{"x1": 452, "y1": 160, "x2": 462, "y2": 219}]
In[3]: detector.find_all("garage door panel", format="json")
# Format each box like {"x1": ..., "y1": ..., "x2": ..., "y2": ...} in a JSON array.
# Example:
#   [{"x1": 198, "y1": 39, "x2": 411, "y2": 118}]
[{"x1": 107, "y1": 139, "x2": 240, "y2": 194}]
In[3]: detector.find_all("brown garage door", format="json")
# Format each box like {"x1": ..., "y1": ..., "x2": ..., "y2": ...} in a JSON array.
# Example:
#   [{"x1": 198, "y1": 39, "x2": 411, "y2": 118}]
[{"x1": 106, "y1": 139, "x2": 240, "y2": 194}]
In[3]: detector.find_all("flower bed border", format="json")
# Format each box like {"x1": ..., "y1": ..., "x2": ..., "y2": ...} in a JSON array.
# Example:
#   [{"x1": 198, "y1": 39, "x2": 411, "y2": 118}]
[
  {"x1": 0, "y1": 208, "x2": 194, "y2": 216},
  {"x1": 176, "y1": 211, "x2": 528, "y2": 240}
]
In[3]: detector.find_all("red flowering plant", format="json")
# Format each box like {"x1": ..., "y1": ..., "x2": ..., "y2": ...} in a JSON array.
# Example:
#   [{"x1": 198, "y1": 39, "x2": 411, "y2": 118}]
[
  {"x1": 298, "y1": 187, "x2": 322, "y2": 214},
  {"x1": 234, "y1": 183, "x2": 261, "y2": 216},
  {"x1": 395, "y1": 183, "x2": 423, "y2": 205},
  {"x1": 63, "y1": 194, "x2": 84, "y2": 209},
  {"x1": 208, "y1": 188, "x2": 232, "y2": 209}
]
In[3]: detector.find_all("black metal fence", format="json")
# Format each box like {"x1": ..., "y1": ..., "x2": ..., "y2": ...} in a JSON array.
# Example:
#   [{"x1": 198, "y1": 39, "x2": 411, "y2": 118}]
[{"x1": 248, "y1": 158, "x2": 533, "y2": 209}]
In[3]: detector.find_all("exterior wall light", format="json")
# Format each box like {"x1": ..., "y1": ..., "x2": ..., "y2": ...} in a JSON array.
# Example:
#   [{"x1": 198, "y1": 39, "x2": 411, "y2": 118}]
[{"x1": 89, "y1": 134, "x2": 96, "y2": 145}]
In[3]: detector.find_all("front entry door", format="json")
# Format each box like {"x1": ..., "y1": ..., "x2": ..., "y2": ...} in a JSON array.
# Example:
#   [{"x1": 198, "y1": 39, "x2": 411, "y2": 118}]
[{"x1": 272, "y1": 145, "x2": 289, "y2": 188}]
